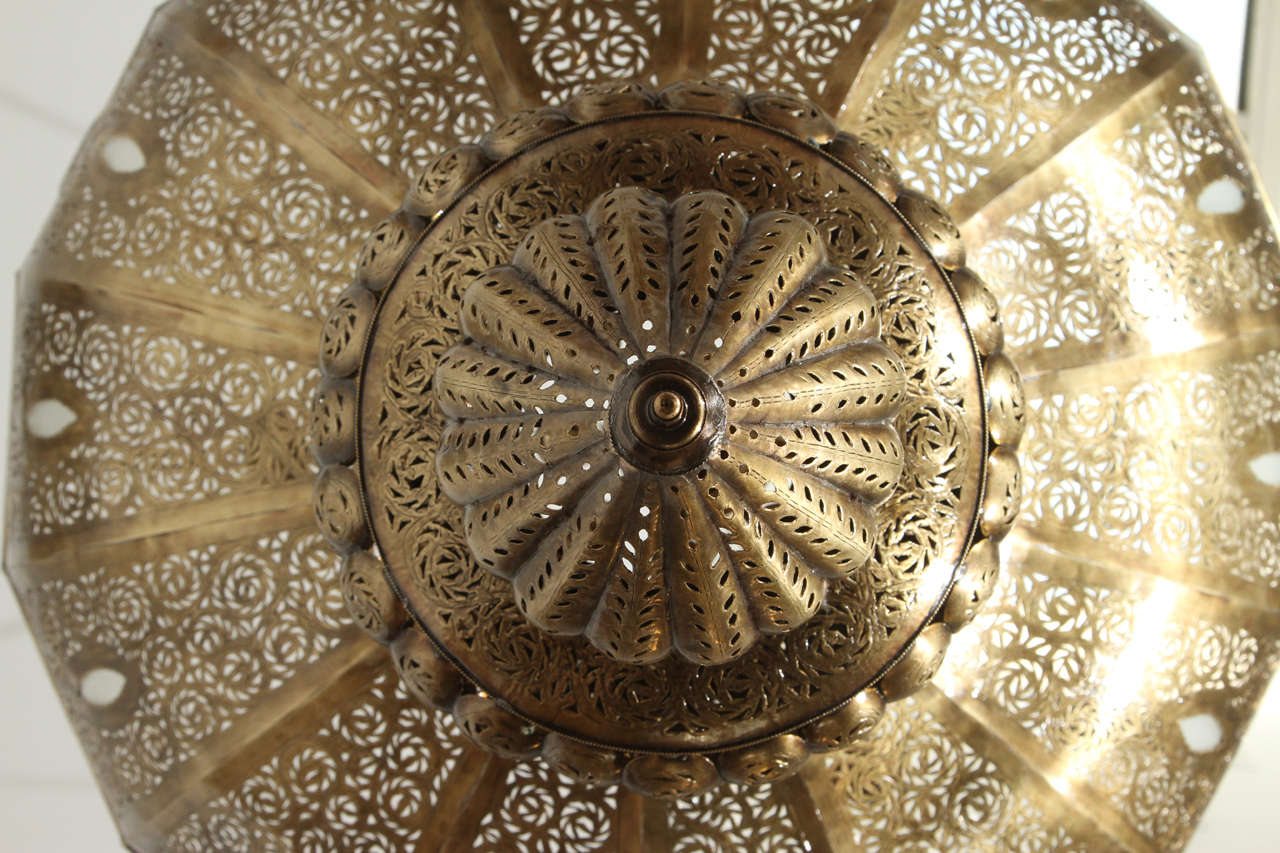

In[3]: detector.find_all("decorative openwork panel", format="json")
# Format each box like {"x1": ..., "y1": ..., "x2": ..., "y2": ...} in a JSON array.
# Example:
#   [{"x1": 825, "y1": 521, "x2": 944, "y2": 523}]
[{"x1": 5, "y1": 0, "x2": 1278, "y2": 849}]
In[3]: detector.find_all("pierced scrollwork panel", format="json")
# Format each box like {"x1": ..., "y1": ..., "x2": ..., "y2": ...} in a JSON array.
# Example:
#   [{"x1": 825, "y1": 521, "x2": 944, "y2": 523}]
[
  {"x1": 1019, "y1": 345, "x2": 1280, "y2": 594},
  {"x1": 15, "y1": 527, "x2": 348, "y2": 808},
  {"x1": 509, "y1": 0, "x2": 664, "y2": 100},
  {"x1": 661, "y1": 783, "x2": 806, "y2": 852},
  {"x1": 10, "y1": 300, "x2": 315, "y2": 538},
  {"x1": 36, "y1": 47, "x2": 378, "y2": 319},
  {"x1": 201, "y1": 0, "x2": 499, "y2": 176},
  {"x1": 849, "y1": 0, "x2": 1172, "y2": 206},
  {"x1": 807, "y1": 696, "x2": 1119, "y2": 852},
  {"x1": 162, "y1": 670, "x2": 472, "y2": 852},
  {"x1": 703, "y1": 0, "x2": 880, "y2": 111},
  {"x1": 967, "y1": 70, "x2": 1280, "y2": 375},
  {"x1": 938, "y1": 538, "x2": 1280, "y2": 851},
  {"x1": 472, "y1": 761, "x2": 620, "y2": 853}
]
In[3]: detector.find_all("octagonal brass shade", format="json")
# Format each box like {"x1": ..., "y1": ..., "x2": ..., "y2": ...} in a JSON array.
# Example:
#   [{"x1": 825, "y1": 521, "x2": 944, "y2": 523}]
[{"x1": 5, "y1": 1, "x2": 1280, "y2": 851}]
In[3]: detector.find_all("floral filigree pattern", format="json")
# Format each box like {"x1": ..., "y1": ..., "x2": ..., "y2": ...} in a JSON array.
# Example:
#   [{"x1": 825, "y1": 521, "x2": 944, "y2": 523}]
[{"x1": 3, "y1": 0, "x2": 1274, "y2": 848}]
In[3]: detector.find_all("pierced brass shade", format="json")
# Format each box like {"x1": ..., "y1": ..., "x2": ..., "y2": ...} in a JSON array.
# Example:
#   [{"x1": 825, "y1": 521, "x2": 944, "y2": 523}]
[{"x1": 5, "y1": 1, "x2": 1279, "y2": 851}]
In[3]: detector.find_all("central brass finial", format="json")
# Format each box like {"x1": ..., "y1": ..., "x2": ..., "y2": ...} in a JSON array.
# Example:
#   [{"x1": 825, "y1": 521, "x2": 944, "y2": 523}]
[
  {"x1": 612, "y1": 357, "x2": 725, "y2": 475},
  {"x1": 649, "y1": 389, "x2": 685, "y2": 426}
]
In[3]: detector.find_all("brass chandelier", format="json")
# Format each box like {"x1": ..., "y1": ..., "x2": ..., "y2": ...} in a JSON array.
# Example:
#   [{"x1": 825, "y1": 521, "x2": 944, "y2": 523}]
[{"x1": 6, "y1": 1, "x2": 1279, "y2": 851}]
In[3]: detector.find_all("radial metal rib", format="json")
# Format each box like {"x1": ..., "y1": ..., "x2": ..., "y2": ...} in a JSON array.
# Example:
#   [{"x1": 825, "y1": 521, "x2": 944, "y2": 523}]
[
  {"x1": 956, "y1": 44, "x2": 1194, "y2": 229},
  {"x1": 456, "y1": 0, "x2": 544, "y2": 113},
  {"x1": 27, "y1": 267, "x2": 319, "y2": 363},
  {"x1": 920, "y1": 685, "x2": 1157, "y2": 853},
  {"x1": 654, "y1": 0, "x2": 713, "y2": 84},
  {"x1": 158, "y1": 2, "x2": 404, "y2": 210},
  {"x1": 817, "y1": 0, "x2": 900, "y2": 118},
  {"x1": 129, "y1": 638, "x2": 383, "y2": 843},
  {"x1": 10, "y1": 483, "x2": 315, "y2": 569},
  {"x1": 1023, "y1": 323, "x2": 1280, "y2": 391},
  {"x1": 1015, "y1": 527, "x2": 1280, "y2": 614},
  {"x1": 833, "y1": 0, "x2": 929, "y2": 125},
  {"x1": 429, "y1": 754, "x2": 516, "y2": 853}
]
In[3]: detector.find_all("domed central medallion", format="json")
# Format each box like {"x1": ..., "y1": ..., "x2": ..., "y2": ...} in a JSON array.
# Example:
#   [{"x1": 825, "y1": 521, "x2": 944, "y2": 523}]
[
  {"x1": 434, "y1": 188, "x2": 908, "y2": 665},
  {"x1": 346, "y1": 93, "x2": 1018, "y2": 778}
]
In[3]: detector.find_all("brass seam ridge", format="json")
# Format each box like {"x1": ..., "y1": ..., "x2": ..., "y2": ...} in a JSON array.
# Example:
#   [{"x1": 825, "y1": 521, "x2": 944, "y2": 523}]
[
  {"x1": 1022, "y1": 321, "x2": 1280, "y2": 391},
  {"x1": 413, "y1": 750, "x2": 512, "y2": 853},
  {"x1": 652, "y1": 0, "x2": 713, "y2": 85},
  {"x1": 834, "y1": 0, "x2": 930, "y2": 126},
  {"x1": 160, "y1": 0, "x2": 405, "y2": 211},
  {"x1": 133, "y1": 639, "x2": 385, "y2": 837},
  {"x1": 608, "y1": 792, "x2": 651, "y2": 853},
  {"x1": 10, "y1": 503, "x2": 318, "y2": 587},
  {"x1": 11, "y1": 482, "x2": 316, "y2": 571},
  {"x1": 816, "y1": 0, "x2": 900, "y2": 118},
  {"x1": 921, "y1": 685, "x2": 1159, "y2": 853},
  {"x1": 455, "y1": 0, "x2": 543, "y2": 113},
  {"x1": 1014, "y1": 527, "x2": 1280, "y2": 617},
  {"x1": 434, "y1": 756, "x2": 514, "y2": 853},
  {"x1": 27, "y1": 268, "x2": 320, "y2": 363},
  {"x1": 953, "y1": 41, "x2": 1195, "y2": 227},
  {"x1": 774, "y1": 775, "x2": 839, "y2": 853}
]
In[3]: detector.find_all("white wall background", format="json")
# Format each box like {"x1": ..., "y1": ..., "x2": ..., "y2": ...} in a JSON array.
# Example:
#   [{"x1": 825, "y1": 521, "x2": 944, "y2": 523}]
[{"x1": 0, "y1": 1, "x2": 1272, "y2": 849}]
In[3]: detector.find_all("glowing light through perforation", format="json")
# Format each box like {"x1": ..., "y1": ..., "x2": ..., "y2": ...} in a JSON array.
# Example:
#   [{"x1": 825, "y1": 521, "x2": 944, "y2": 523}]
[
  {"x1": 1248, "y1": 453, "x2": 1280, "y2": 487},
  {"x1": 1062, "y1": 140, "x2": 1207, "y2": 357},
  {"x1": 1060, "y1": 581, "x2": 1181, "y2": 782},
  {"x1": 1125, "y1": 256, "x2": 1203, "y2": 356}
]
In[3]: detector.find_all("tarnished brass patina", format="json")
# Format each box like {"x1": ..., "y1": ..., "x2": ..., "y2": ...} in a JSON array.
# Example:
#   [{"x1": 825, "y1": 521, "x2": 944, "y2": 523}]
[{"x1": 5, "y1": 1, "x2": 1280, "y2": 850}]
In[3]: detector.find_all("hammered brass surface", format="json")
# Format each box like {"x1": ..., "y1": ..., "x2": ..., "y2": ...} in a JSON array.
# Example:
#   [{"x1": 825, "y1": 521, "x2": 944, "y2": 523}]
[
  {"x1": 361, "y1": 110, "x2": 989, "y2": 752},
  {"x1": 4, "y1": 0, "x2": 1279, "y2": 849}
]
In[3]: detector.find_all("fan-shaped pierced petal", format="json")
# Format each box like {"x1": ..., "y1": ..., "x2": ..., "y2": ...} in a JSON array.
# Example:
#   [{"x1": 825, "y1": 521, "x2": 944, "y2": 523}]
[
  {"x1": 514, "y1": 467, "x2": 635, "y2": 635},
  {"x1": 709, "y1": 444, "x2": 877, "y2": 578},
  {"x1": 434, "y1": 344, "x2": 606, "y2": 420},
  {"x1": 586, "y1": 479, "x2": 670, "y2": 664},
  {"x1": 670, "y1": 192, "x2": 749, "y2": 358},
  {"x1": 461, "y1": 266, "x2": 622, "y2": 387},
  {"x1": 513, "y1": 216, "x2": 637, "y2": 359},
  {"x1": 464, "y1": 444, "x2": 614, "y2": 579},
  {"x1": 586, "y1": 187, "x2": 671, "y2": 357},
  {"x1": 696, "y1": 468, "x2": 826, "y2": 635},
  {"x1": 725, "y1": 341, "x2": 905, "y2": 423},
  {"x1": 722, "y1": 268, "x2": 880, "y2": 385},
  {"x1": 725, "y1": 422, "x2": 903, "y2": 506},
  {"x1": 662, "y1": 477, "x2": 759, "y2": 665},
  {"x1": 691, "y1": 212, "x2": 824, "y2": 375},
  {"x1": 437, "y1": 410, "x2": 607, "y2": 504}
]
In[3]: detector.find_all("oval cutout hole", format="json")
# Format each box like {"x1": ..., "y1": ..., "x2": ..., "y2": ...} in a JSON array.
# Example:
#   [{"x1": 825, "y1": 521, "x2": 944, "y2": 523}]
[
  {"x1": 1178, "y1": 713, "x2": 1223, "y2": 754},
  {"x1": 1196, "y1": 177, "x2": 1246, "y2": 215},
  {"x1": 1249, "y1": 452, "x2": 1280, "y2": 487},
  {"x1": 26, "y1": 398, "x2": 77, "y2": 439},
  {"x1": 101, "y1": 133, "x2": 146, "y2": 174},
  {"x1": 80, "y1": 667, "x2": 127, "y2": 707}
]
